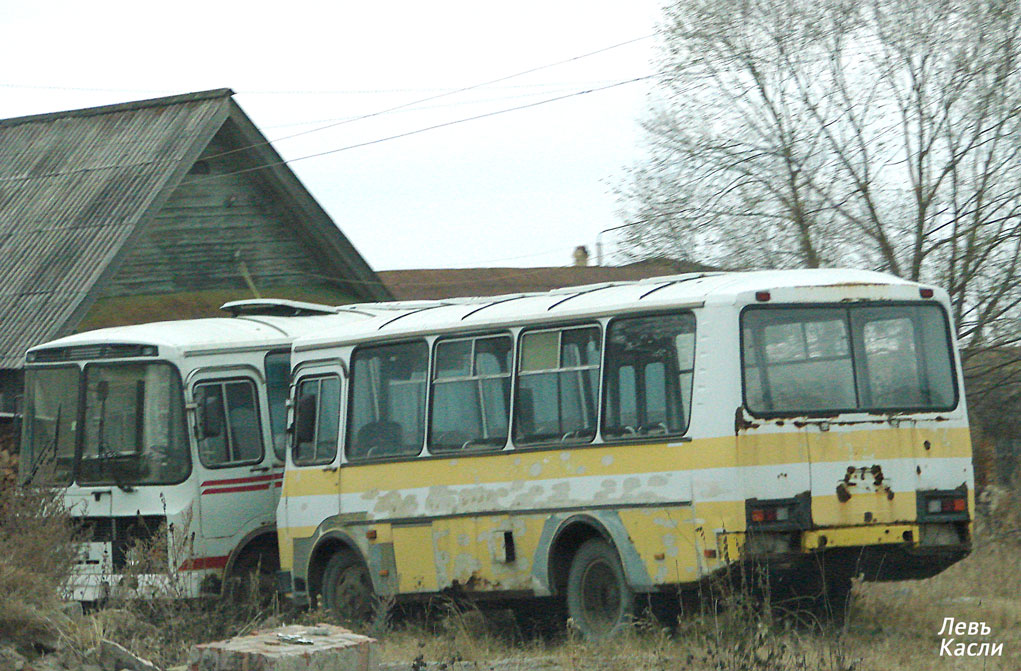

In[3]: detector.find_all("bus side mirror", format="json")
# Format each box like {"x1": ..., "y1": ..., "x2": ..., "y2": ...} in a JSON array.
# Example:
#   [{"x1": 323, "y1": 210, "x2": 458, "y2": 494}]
[
  {"x1": 295, "y1": 394, "x2": 317, "y2": 444},
  {"x1": 198, "y1": 393, "x2": 223, "y2": 438}
]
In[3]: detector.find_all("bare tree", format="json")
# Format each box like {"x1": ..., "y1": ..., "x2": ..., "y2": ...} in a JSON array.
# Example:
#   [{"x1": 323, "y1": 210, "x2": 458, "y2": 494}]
[{"x1": 619, "y1": 0, "x2": 1021, "y2": 416}]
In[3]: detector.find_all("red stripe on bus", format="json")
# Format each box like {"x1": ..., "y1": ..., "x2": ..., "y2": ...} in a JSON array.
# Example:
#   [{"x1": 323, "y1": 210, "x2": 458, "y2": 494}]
[
  {"x1": 201, "y1": 483, "x2": 271, "y2": 495},
  {"x1": 179, "y1": 555, "x2": 229, "y2": 571},
  {"x1": 199, "y1": 473, "x2": 280, "y2": 487}
]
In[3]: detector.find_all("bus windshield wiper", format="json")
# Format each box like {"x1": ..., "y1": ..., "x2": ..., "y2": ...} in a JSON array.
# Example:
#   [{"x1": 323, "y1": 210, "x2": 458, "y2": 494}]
[{"x1": 24, "y1": 404, "x2": 60, "y2": 485}]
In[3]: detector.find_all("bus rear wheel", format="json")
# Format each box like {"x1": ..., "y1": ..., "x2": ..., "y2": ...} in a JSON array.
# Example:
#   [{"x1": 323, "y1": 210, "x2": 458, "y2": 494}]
[
  {"x1": 566, "y1": 539, "x2": 634, "y2": 639},
  {"x1": 321, "y1": 552, "x2": 374, "y2": 624}
]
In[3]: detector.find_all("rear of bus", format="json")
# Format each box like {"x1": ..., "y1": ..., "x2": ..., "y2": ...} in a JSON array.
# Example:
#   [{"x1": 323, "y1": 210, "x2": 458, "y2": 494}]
[{"x1": 730, "y1": 273, "x2": 972, "y2": 598}]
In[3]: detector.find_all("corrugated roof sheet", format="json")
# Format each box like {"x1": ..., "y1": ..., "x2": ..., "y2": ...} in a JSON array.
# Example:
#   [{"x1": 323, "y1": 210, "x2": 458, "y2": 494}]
[{"x1": 0, "y1": 90, "x2": 233, "y2": 368}]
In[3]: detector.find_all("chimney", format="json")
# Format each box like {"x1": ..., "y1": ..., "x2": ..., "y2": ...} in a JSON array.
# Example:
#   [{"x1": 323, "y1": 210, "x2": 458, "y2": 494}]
[{"x1": 573, "y1": 245, "x2": 589, "y2": 267}]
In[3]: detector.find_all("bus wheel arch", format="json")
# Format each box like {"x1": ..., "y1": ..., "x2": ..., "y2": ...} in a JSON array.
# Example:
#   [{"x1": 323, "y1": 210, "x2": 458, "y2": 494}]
[
  {"x1": 223, "y1": 527, "x2": 279, "y2": 598},
  {"x1": 544, "y1": 514, "x2": 643, "y2": 639},
  {"x1": 547, "y1": 516, "x2": 610, "y2": 597},
  {"x1": 307, "y1": 532, "x2": 372, "y2": 615}
]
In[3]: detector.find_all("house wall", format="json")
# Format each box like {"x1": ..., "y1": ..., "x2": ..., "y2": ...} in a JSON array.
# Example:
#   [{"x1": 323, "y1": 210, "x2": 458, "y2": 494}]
[
  {"x1": 105, "y1": 130, "x2": 350, "y2": 298},
  {"x1": 81, "y1": 129, "x2": 357, "y2": 328}
]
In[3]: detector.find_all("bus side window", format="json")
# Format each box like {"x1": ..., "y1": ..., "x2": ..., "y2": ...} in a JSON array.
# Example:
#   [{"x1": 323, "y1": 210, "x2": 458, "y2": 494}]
[
  {"x1": 348, "y1": 342, "x2": 428, "y2": 461},
  {"x1": 430, "y1": 335, "x2": 511, "y2": 451},
  {"x1": 515, "y1": 325, "x2": 600, "y2": 445},
  {"x1": 194, "y1": 379, "x2": 263, "y2": 467},
  {"x1": 602, "y1": 313, "x2": 695, "y2": 440},
  {"x1": 293, "y1": 376, "x2": 340, "y2": 466}
]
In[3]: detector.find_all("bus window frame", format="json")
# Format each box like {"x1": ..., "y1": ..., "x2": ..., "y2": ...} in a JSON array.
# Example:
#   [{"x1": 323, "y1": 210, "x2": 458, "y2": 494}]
[
  {"x1": 600, "y1": 310, "x2": 697, "y2": 444},
  {"x1": 428, "y1": 330, "x2": 514, "y2": 454},
  {"x1": 739, "y1": 301, "x2": 960, "y2": 419},
  {"x1": 192, "y1": 376, "x2": 266, "y2": 470},
  {"x1": 292, "y1": 373, "x2": 343, "y2": 467},
  {"x1": 21, "y1": 362, "x2": 82, "y2": 486},
  {"x1": 513, "y1": 321, "x2": 603, "y2": 448},
  {"x1": 264, "y1": 349, "x2": 291, "y2": 463},
  {"x1": 345, "y1": 339, "x2": 430, "y2": 463}
]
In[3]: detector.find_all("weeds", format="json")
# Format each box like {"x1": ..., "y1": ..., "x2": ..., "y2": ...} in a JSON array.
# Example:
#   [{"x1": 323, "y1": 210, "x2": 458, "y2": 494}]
[{"x1": 0, "y1": 438, "x2": 80, "y2": 654}]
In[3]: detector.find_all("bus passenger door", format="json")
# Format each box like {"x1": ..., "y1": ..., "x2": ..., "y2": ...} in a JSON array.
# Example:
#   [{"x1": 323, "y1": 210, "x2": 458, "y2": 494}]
[
  {"x1": 289, "y1": 365, "x2": 343, "y2": 524},
  {"x1": 190, "y1": 373, "x2": 275, "y2": 544}
]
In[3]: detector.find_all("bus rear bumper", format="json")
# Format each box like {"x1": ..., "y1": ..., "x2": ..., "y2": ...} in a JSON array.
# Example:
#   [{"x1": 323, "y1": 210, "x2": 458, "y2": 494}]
[{"x1": 735, "y1": 521, "x2": 970, "y2": 582}]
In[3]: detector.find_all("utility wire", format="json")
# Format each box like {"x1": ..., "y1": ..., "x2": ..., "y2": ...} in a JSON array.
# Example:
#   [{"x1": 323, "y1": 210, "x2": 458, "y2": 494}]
[
  {"x1": 182, "y1": 74, "x2": 657, "y2": 185},
  {"x1": 260, "y1": 83, "x2": 625, "y2": 130},
  {"x1": 199, "y1": 34, "x2": 654, "y2": 163}
]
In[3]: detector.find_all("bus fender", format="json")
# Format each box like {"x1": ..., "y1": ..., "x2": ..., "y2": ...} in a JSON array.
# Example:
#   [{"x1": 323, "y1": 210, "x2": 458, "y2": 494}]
[
  {"x1": 305, "y1": 528, "x2": 396, "y2": 597},
  {"x1": 532, "y1": 511, "x2": 653, "y2": 597}
]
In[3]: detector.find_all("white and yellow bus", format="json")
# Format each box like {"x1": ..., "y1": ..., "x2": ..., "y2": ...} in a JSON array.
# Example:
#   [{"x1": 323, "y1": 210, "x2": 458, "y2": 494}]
[
  {"x1": 18, "y1": 300, "x2": 345, "y2": 601},
  {"x1": 276, "y1": 269, "x2": 972, "y2": 637}
]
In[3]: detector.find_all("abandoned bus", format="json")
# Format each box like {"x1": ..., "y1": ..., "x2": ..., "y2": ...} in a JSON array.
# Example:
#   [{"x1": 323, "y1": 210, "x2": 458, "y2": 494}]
[
  {"x1": 276, "y1": 269, "x2": 972, "y2": 637},
  {"x1": 18, "y1": 300, "x2": 350, "y2": 601}
]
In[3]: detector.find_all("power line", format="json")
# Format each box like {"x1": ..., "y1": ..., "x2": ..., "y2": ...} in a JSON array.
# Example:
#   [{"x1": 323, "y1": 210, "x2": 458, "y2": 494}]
[
  {"x1": 200, "y1": 34, "x2": 654, "y2": 163},
  {"x1": 182, "y1": 74, "x2": 657, "y2": 185},
  {"x1": 259, "y1": 83, "x2": 629, "y2": 130},
  {"x1": 237, "y1": 80, "x2": 636, "y2": 95}
]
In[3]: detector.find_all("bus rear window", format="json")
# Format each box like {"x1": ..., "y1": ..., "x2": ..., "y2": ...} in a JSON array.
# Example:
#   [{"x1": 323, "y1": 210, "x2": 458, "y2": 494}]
[{"x1": 742, "y1": 304, "x2": 956, "y2": 415}]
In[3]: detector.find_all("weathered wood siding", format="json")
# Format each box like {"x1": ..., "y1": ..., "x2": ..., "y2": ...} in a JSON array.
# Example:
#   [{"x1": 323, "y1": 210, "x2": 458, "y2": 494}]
[{"x1": 103, "y1": 128, "x2": 345, "y2": 298}]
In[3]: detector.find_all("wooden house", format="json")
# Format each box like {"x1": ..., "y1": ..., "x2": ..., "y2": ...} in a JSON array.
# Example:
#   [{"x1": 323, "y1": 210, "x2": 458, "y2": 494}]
[{"x1": 0, "y1": 89, "x2": 390, "y2": 415}]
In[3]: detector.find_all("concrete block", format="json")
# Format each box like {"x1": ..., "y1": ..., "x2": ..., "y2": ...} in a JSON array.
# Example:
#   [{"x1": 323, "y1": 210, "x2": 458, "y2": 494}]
[{"x1": 188, "y1": 624, "x2": 376, "y2": 671}]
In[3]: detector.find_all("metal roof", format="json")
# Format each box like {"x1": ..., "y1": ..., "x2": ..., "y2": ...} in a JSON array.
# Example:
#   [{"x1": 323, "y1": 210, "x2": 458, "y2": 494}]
[
  {"x1": 26, "y1": 269, "x2": 939, "y2": 359},
  {"x1": 0, "y1": 90, "x2": 231, "y2": 369},
  {"x1": 27, "y1": 312, "x2": 371, "y2": 356},
  {"x1": 0, "y1": 89, "x2": 389, "y2": 369},
  {"x1": 295, "y1": 269, "x2": 936, "y2": 350}
]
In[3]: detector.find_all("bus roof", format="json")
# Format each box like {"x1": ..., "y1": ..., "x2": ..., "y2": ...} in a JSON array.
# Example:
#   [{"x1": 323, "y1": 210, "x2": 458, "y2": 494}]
[
  {"x1": 26, "y1": 312, "x2": 371, "y2": 358},
  {"x1": 294, "y1": 268, "x2": 937, "y2": 351}
]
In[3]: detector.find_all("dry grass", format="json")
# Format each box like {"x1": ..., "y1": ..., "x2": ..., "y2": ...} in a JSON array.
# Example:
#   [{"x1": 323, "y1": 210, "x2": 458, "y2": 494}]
[{"x1": 0, "y1": 429, "x2": 80, "y2": 654}]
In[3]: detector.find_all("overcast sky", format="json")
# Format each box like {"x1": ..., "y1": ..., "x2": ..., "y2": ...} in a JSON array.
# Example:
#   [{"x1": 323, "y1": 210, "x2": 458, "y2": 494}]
[{"x1": 0, "y1": 1, "x2": 664, "y2": 271}]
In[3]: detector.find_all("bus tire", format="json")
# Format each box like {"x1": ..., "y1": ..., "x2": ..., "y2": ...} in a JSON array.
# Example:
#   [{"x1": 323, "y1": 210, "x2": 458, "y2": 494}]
[
  {"x1": 565, "y1": 538, "x2": 634, "y2": 639},
  {"x1": 321, "y1": 552, "x2": 374, "y2": 623}
]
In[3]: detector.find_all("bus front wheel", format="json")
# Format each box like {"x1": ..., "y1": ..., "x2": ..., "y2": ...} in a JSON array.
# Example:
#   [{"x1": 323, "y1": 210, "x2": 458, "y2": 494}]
[
  {"x1": 565, "y1": 538, "x2": 634, "y2": 639},
  {"x1": 321, "y1": 552, "x2": 374, "y2": 623}
]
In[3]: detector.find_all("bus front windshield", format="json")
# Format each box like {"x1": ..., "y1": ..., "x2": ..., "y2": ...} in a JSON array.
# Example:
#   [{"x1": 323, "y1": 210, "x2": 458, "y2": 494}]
[
  {"x1": 78, "y1": 362, "x2": 190, "y2": 486},
  {"x1": 21, "y1": 362, "x2": 191, "y2": 486},
  {"x1": 21, "y1": 366, "x2": 80, "y2": 485}
]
